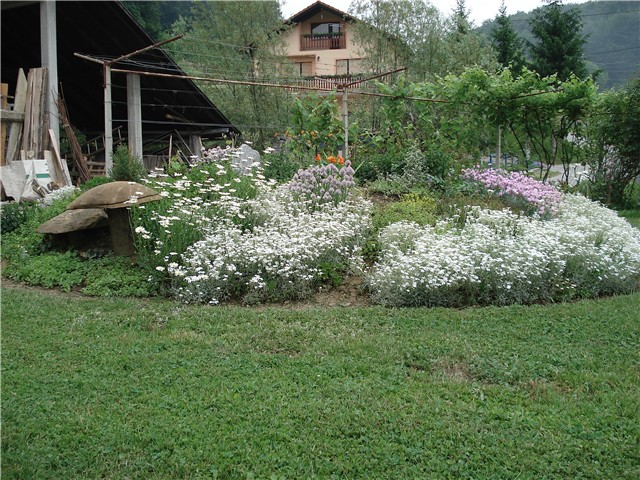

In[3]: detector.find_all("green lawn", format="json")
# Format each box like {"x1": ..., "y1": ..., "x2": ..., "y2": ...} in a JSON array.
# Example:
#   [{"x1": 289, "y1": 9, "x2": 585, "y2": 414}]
[
  {"x1": 619, "y1": 210, "x2": 640, "y2": 230},
  {"x1": 2, "y1": 287, "x2": 639, "y2": 479}
]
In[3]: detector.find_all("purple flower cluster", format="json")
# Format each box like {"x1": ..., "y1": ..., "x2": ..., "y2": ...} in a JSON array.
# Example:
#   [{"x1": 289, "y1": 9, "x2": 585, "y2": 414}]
[
  {"x1": 462, "y1": 167, "x2": 563, "y2": 216},
  {"x1": 289, "y1": 160, "x2": 356, "y2": 209}
]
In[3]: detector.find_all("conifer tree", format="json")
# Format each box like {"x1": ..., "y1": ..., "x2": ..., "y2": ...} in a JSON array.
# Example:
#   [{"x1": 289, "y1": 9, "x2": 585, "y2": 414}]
[
  {"x1": 452, "y1": 0, "x2": 471, "y2": 37},
  {"x1": 528, "y1": 0, "x2": 588, "y2": 80},
  {"x1": 490, "y1": 1, "x2": 526, "y2": 73}
]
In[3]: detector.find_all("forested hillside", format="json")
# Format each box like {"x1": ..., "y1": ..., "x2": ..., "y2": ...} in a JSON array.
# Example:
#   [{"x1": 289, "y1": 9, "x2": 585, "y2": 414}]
[{"x1": 477, "y1": 1, "x2": 640, "y2": 89}]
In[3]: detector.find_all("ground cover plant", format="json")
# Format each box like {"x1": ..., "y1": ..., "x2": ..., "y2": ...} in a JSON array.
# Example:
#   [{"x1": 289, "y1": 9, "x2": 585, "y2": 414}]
[
  {"x1": 2, "y1": 287, "x2": 639, "y2": 478},
  {"x1": 367, "y1": 175, "x2": 640, "y2": 307},
  {"x1": 1, "y1": 185, "x2": 156, "y2": 298}
]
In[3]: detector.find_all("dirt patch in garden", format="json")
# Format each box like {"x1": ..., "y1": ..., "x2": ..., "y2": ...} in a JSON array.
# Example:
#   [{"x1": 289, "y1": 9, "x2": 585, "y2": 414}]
[
  {"x1": 299, "y1": 275, "x2": 373, "y2": 308},
  {"x1": 0, "y1": 275, "x2": 85, "y2": 299}
]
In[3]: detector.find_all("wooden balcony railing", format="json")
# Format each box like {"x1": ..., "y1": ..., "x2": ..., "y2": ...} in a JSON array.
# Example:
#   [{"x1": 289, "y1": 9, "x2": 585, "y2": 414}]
[
  {"x1": 300, "y1": 32, "x2": 346, "y2": 51},
  {"x1": 291, "y1": 75, "x2": 371, "y2": 90}
]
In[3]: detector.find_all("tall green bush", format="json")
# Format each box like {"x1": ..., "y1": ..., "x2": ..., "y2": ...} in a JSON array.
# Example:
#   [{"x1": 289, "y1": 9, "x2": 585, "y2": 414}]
[{"x1": 109, "y1": 145, "x2": 147, "y2": 182}]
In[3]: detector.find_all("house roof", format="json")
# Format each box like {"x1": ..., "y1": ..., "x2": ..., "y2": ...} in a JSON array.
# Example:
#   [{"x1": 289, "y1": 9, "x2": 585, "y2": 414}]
[
  {"x1": 1, "y1": 0, "x2": 240, "y2": 140},
  {"x1": 285, "y1": 1, "x2": 356, "y2": 25}
]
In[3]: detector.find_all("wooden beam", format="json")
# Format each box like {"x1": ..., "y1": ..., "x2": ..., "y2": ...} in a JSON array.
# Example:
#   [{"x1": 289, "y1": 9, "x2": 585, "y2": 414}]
[
  {"x1": 0, "y1": 83, "x2": 8, "y2": 165},
  {"x1": 1, "y1": 110, "x2": 25, "y2": 122},
  {"x1": 110, "y1": 68, "x2": 333, "y2": 92}
]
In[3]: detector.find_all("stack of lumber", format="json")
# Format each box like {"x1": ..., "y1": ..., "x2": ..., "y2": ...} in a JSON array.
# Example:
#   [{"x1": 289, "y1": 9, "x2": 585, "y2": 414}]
[
  {"x1": 21, "y1": 68, "x2": 49, "y2": 157},
  {"x1": 1, "y1": 68, "x2": 72, "y2": 201}
]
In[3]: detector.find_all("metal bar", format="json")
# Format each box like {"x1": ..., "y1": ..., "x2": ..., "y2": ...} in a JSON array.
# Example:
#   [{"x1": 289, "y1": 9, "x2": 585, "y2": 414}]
[
  {"x1": 110, "y1": 68, "x2": 334, "y2": 92},
  {"x1": 107, "y1": 34, "x2": 184, "y2": 66}
]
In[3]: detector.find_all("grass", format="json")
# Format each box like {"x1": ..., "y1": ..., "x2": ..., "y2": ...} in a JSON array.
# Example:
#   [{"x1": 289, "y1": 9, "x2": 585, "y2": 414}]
[
  {"x1": 619, "y1": 209, "x2": 640, "y2": 230},
  {"x1": 2, "y1": 287, "x2": 639, "y2": 479}
]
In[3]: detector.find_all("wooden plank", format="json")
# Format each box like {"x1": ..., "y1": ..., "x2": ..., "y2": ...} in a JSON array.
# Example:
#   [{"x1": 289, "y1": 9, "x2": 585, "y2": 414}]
[
  {"x1": 1, "y1": 110, "x2": 25, "y2": 122},
  {"x1": 0, "y1": 83, "x2": 8, "y2": 165},
  {"x1": 6, "y1": 68, "x2": 27, "y2": 163},
  {"x1": 39, "y1": 68, "x2": 49, "y2": 152},
  {"x1": 48, "y1": 128, "x2": 72, "y2": 186},
  {"x1": 32, "y1": 68, "x2": 44, "y2": 155},
  {"x1": 56, "y1": 93, "x2": 91, "y2": 183},
  {"x1": 21, "y1": 69, "x2": 34, "y2": 154}
]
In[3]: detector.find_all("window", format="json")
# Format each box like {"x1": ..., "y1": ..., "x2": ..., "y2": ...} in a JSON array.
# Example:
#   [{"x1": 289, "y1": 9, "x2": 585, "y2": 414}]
[
  {"x1": 336, "y1": 59, "x2": 363, "y2": 75},
  {"x1": 311, "y1": 22, "x2": 341, "y2": 35},
  {"x1": 294, "y1": 61, "x2": 313, "y2": 77}
]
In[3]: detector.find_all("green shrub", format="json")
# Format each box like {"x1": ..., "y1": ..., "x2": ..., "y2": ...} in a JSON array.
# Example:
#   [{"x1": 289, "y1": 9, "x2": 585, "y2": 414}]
[
  {"x1": 362, "y1": 143, "x2": 451, "y2": 194},
  {"x1": 109, "y1": 145, "x2": 147, "y2": 182},
  {"x1": 372, "y1": 193, "x2": 439, "y2": 230},
  {"x1": 1, "y1": 201, "x2": 38, "y2": 234},
  {"x1": 367, "y1": 178, "x2": 435, "y2": 197},
  {"x1": 262, "y1": 150, "x2": 304, "y2": 182},
  {"x1": 353, "y1": 149, "x2": 404, "y2": 183},
  {"x1": 81, "y1": 175, "x2": 114, "y2": 191},
  {"x1": 2, "y1": 195, "x2": 77, "y2": 261},
  {"x1": 363, "y1": 193, "x2": 439, "y2": 263}
]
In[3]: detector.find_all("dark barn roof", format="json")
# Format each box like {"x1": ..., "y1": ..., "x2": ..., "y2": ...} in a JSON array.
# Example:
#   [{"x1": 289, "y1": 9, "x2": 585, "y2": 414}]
[{"x1": 1, "y1": 1, "x2": 239, "y2": 140}]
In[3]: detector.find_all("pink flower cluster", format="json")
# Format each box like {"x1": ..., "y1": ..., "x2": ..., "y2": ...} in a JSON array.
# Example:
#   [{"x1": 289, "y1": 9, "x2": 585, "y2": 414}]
[{"x1": 462, "y1": 167, "x2": 563, "y2": 216}]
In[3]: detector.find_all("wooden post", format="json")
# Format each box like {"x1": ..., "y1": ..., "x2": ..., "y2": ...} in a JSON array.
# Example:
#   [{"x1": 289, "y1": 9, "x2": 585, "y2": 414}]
[
  {"x1": 497, "y1": 125, "x2": 502, "y2": 169},
  {"x1": 341, "y1": 89, "x2": 348, "y2": 162},
  {"x1": 189, "y1": 135, "x2": 202, "y2": 160},
  {"x1": 126, "y1": 73, "x2": 143, "y2": 159},
  {"x1": 104, "y1": 64, "x2": 113, "y2": 172},
  {"x1": 40, "y1": 0, "x2": 59, "y2": 150}
]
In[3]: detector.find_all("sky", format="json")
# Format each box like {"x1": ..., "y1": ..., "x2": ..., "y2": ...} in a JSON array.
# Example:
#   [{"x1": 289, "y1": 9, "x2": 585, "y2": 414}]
[{"x1": 280, "y1": 0, "x2": 589, "y2": 26}]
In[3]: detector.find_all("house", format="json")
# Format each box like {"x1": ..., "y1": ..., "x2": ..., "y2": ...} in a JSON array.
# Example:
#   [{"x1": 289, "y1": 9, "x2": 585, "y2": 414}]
[
  {"x1": 1, "y1": 0, "x2": 239, "y2": 182},
  {"x1": 280, "y1": 1, "x2": 370, "y2": 86}
]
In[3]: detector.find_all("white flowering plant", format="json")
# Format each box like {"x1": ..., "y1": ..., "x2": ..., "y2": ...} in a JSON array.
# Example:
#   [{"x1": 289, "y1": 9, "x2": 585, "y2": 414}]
[
  {"x1": 168, "y1": 187, "x2": 371, "y2": 304},
  {"x1": 130, "y1": 145, "x2": 274, "y2": 287},
  {"x1": 366, "y1": 194, "x2": 640, "y2": 307},
  {"x1": 130, "y1": 144, "x2": 371, "y2": 303}
]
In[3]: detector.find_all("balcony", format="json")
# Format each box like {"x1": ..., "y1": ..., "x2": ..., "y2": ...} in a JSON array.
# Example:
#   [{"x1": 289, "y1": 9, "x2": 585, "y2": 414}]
[
  {"x1": 291, "y1": 75, "x2": 371, "y2": 90},
  {"x1": 300, "y1": 32, "x2": 346, "y2": 51}
]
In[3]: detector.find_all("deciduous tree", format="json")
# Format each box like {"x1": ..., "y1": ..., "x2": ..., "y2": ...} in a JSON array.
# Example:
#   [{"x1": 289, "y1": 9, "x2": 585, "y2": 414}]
[{"x1": 586, "y1": 75, "x2": 640, "y2": 206}]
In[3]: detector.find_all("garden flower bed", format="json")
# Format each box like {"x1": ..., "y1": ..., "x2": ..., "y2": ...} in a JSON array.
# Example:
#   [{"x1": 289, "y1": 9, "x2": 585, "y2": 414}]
[
  {"x1": 3, "y1": 145, "x2": 638, "y2": 307},
  {"x1": 130, "y1": 152, "x2": 639, "y2": 307}
]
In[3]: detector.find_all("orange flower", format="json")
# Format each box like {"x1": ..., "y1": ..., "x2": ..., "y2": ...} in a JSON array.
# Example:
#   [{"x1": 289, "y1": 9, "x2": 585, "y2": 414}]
[
  {"x1": 327, "y1": 155, "x2": 337, "y2": 164},
  {"x1": 337, "y1": 155, "x2": 345, "y2": 165},
  {"x1": 314, "y1": 153, "x2": 322, "y2": 162}
]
